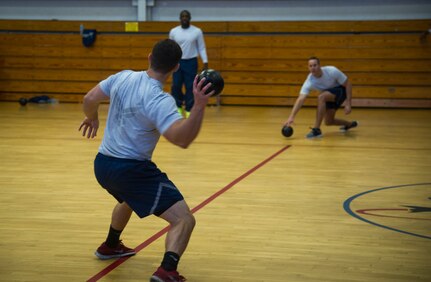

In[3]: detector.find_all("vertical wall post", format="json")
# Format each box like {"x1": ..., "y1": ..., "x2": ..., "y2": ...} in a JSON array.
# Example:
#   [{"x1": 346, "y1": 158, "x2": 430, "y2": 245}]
[{"x1": 137, "y1": 0, "x2": 147, "y2": 21}]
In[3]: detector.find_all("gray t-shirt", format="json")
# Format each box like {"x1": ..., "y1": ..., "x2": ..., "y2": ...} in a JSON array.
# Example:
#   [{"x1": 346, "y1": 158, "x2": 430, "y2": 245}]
[
  {"x1": 300, "y1": 66, "x2": 347, "y2": 95},
  {"x1": 98, "y1": 70, "x2": 182, "y2": 160}
]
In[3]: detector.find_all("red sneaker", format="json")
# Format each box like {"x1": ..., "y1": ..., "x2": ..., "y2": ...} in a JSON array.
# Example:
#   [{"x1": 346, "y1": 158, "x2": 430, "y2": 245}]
[
  {"x1": 150, "y1": 267, "x2": 187, "y2": 282},
  {"x1": 95, "y1": 240, "x2": 136, "y2": 260}
]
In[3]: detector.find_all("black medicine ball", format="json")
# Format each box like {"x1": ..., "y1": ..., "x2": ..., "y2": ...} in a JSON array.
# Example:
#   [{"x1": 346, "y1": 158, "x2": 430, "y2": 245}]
[
  {"x1": 281, "y1": 125, "x2": 294, "y2": 137},
  {"x1": 197, "y1": 69, "x2": 224, "y2": 96}
]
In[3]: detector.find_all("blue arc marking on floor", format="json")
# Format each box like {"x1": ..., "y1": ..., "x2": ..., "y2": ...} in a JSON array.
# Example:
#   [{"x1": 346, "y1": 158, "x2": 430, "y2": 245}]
[{"x1": 343, "y1": 183, "x2": 431, "y2": 240}]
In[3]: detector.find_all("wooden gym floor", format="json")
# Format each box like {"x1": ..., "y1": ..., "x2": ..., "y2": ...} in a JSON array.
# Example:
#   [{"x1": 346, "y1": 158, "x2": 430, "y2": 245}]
[{"x1": 0, "y1": 101, "x2": 430, "y2": 282}]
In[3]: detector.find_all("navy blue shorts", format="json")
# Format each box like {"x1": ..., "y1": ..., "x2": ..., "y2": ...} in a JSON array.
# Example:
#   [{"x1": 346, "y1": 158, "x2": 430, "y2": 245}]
[
  {"x1": 94, "y1": 153, "x2": 184, "y2": 218},
  {"x1": 325, "y1": 86, "x2": 346, "y2": 109}
]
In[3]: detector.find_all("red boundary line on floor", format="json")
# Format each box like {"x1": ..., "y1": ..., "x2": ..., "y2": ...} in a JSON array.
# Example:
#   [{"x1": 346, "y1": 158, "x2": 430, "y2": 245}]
[{"x1": 87, "y1": 145, "x2": 291, "y2": 282}]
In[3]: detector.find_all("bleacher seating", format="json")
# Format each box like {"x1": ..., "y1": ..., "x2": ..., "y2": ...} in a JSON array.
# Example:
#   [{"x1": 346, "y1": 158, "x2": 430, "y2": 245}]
[{"x1": 1, "y1": 19, "x2": 430, "y2": 107}]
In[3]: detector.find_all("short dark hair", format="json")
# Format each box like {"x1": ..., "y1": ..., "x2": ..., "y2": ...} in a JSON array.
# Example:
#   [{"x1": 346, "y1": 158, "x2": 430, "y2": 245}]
[
  {"x1": 308, "y1": 56, "x2": 320, "y2": 65},
  {"x1": 180, "y1": 10, "x2": 191, "y2": 18},
  {"x1": 150, "y1": 39, "x2": 182, "y2": 73}
]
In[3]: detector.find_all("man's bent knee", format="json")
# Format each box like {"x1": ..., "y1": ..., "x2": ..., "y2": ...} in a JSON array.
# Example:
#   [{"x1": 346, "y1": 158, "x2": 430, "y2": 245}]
[
  {"x1": 170, "y1": 212, "x2": 195, "y2": 231},
  {"x1": 183, "y1": 212, "x2": 196, "y2": 229},
  {"x1": 318, "y1": 92, "x2": 335, "y2": 102}
]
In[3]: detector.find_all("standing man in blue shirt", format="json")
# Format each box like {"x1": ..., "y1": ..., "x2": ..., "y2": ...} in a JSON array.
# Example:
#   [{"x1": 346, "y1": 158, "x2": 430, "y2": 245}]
[
  {"x1": 170, "y1": 10, "x2": 208, "y2": 118},
  {"x1": 79, "y1": 39, "x2": 214, "y2": 282}
]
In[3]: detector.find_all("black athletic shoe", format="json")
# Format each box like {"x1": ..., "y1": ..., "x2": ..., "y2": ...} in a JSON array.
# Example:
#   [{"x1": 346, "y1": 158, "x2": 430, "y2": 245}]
[
  {"x1": 340, "y1": 121, "x2": 358, "y2": 132},
  {"x1": 306, "y1": 128, "x2": 322, "y2": 139}
]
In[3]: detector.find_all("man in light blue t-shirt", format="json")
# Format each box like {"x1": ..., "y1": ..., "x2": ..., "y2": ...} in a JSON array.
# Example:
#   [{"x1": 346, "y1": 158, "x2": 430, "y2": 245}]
[
  {"x1": 79, "y1": 39, "x2": 215, "y2": 282},
  {"x1": 284, "y1": 57, "x2": 358, "y2": 138}
]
